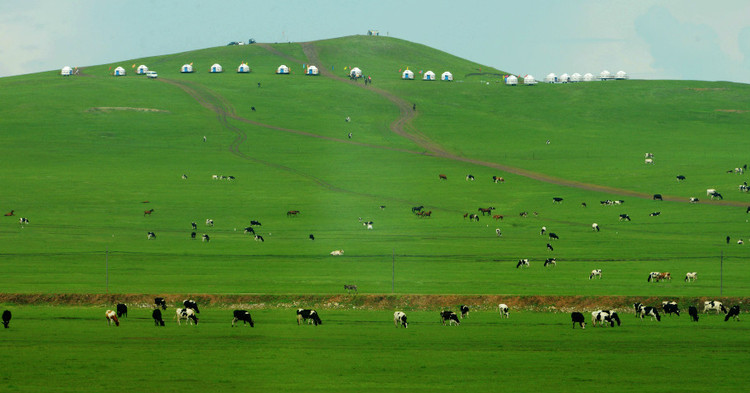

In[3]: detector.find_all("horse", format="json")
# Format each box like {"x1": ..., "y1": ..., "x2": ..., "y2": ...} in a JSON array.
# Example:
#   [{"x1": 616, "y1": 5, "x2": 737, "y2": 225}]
[
  {"x1": 478, "y1": 207, "x2": 495, "y2": 216},
  {"x1": 412, "y1": 206, "x2": 424, "y2": 214},
  {"x1": 4, "y1": 210, "x2": 14, "y2": 216},
  {"x1": 144, "y1": 209, "x2": 154, "y2": 216},
  {"x1": 416, "y1": 211, "x2": 432, "y2": 218},
  {"x1": 287, "y1": 210, "x2": 300, "y2": 217}
]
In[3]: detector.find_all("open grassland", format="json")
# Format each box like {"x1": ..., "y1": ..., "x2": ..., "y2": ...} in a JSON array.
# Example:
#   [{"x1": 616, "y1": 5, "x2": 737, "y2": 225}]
[{"x1": 0, "y1": 305, "x2": 747, "y2": 393}]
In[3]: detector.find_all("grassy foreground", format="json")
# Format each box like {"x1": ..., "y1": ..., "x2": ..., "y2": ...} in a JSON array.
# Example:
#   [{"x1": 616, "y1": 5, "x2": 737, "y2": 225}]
[{"x1": 0, "y1": 305, "x2": 747, "y2": 392}]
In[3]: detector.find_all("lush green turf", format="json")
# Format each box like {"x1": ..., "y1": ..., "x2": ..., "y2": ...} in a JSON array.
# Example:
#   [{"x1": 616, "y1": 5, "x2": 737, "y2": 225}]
[
  {"x1": 0, "y1": 305, "x2": 747, "y2": 392},
  {"x1": 0, "y1": 35, "x2": 749, "y2": 296}
]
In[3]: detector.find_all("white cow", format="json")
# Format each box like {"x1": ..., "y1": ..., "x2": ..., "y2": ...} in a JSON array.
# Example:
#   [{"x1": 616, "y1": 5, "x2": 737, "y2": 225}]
[
  {"x1": 684, "y1": 272, "x2": 697, "y2": 282},
  {"x1": 645, "y1": 158, "x2": 654, "y2": 164},
  {"x1": 394, "y1": 311, "x2": 408, "y2": 328},
  {"x1": 330, "y1": 250, "x2": 344, "y2": 256},
  {"x1": 644, "y1": 153, "x2": 654, "y2": 159},
  {"x1": 206, "y1": 219, "x2": 214, "y2": 227},
  {"x1": 706, "y1": 188, "x2": 717, "y2": 196},
  {"x1": 703, "y1": 301, "x2": 727, "y2": 314},
  {"x1": 498, "y1": 304, "x2": 509, "y2": 318},
  {"x1": 592, "y1": 223, "x2": 600, "y2": 232},
  {"x1": 589, "y1": 269, "x2": 602, "y2": 279}
]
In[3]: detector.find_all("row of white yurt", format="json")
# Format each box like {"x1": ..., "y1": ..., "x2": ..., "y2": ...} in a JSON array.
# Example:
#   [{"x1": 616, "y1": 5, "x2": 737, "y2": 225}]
[
  {"x1": 615, "y1": 70, "x2": 628, "y2": 80},
  {"x1": 541, "y1": 71, "x2": 628, "y2": 83},
  {"x1": 401, "y1": 70, "x2": 453, "y2": 81}
]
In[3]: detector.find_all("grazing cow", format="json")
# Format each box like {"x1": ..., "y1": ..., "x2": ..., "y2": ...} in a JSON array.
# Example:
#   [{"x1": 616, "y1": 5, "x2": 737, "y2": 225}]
[
  {"x1": 4, "y1": 210, "x2": 14, "y2": 216},
  {"x1": 581, "y1": 202, "x2": 587, "y2": 207},
  {"x1": 183, "y1": 299, "x2": 200, "y2": 313},
  {"x1": 498, "y1": 304, "x2": 509, "y2": 318},
  {"x1": 589, "y1": 269, "x2": 602, "y2": 279},
  {"x1": 154, "y1": 297, "x2": 167, "y2": 310},
  {"x1": 688, "y1": 306, "x2": 699, "y2": 322},
  {"x1": 116, "y1": 303, "x2": 127, "y2": 318},
  {"x1": 654, "y1": 272, "x2": 671, "y2": 282},
  {"x1": 440, "y1": 311, "x2": 460, "y2": 326},
  {"x1": 495, "y1": 228, "x2": 502, "y2": 237},
  {"x1": 394, "y1": 311, "x2": 408, "y2": 328},
  {"x1": 650, "y1": 212, "x2": 661, "y2": 217},
  {"x1": 147, "y1": 232, "x2": 156, "y2": 240},
  {"x1": 144, "y1": 209, "x2": 154, "y2": 216},
  {"x1": 18, "y1": 217, "x2": 29, "y2": 225},
  {"x1": 188, "y1": 231, "x2": 195, "y2": 240},
  {"x1": 206, "y1": 219, "x2": 214, "y2": 227},
  {"x1": 439, "y1": 174, "x2": 447, "y2": 180},
  {"x1": 330, "y1": 249, "x2": 344, "y2": 256},
  {"x1": 662, "y1": 301, "x2": 680, "y2": 316},
  {"x1": 2, "y1": 310, "x2": 11, "y2": 328},
  {"x1": 684, "y1": 272, "x2": 697, "y2": 282},
  {"x1": 297, "y1": 309, "x2": 322, "y2": 326},
  {"x1": 243, "y1": 227, "x2": 255, "y2": 234},
  {"x1": 232, "y1": 310, "x2": 255, "y2": 327},
  {"x1": 202, "y1": 234, "x2": 210, "y2": 242},
  {"x1": 619, "y1": 214, "x2": 631, "y2": 221},
  {"x1": 571, "y1": 312, "x2": 585, "y2": 329},
  {"x1": 552, "y1": 197, "x2": 563, "y2": 203},
  {"x1": 519, "y1": 211, "x2": 528, "y2": 218},
  {"x1": 706, "y1": 188, "x2": 717, "y2": 196},
  {"x1": 460, "y1": 305, "x2": 470, "y2": 319},
  {"x1": 254, "y1": 234, "x2": 265, "y2": 242},
  {"x1": 191, "y1": 222, "x2": 197, "y2": 230},
  {"x1": 724, "y1": 305, "x2": 740, "y2": 322},
  {"x1": 645, "y1": 153, "x2": 654, "y2": 159},
  {"x1": 645, "y1": 158, "x2": 654, "y2": 164},
  {"x1": 344, "y1": 284, "x2": 358, "y2": 294},
  {"x1": 516, "y1": 259, "x2": 529, "y2": 268},
  {"x1": 592, "y1": 223, "x2": 600, "y2": 232},
  {"x1": 466, "y1": 174, "x2": 475, "y2": 181},
  {"x1": 309, "y1": 234, "x2": 315, "y2": 240},
  {"x1": 690, "y1": 197, "x2": 699, "y2": 203},
  {"x1": 364, "y1": 221, "x2": 374, "y2": 229},
  {"x1": 676, "y1": 175, "x2": 685, "y2": 182},
  {"x1": 492, "y1": 176, "x2": 504, "y2": 183},
  {"x1": 647, "y1": 272, "x2": 661, "y2": 282},
  {"x1": 412, "y1": 206, "x2": 424, "y2": 214},
  {"x1": 640, "y1": 306, "x2": 661, "y2": 321},
  {"x1": 175, "y1": 308, "x2": 198, "y2": 325},
  {"x1": 540, "y1": 226, "x2": 547, "y2": 235},
  {"x1": 703, "y1": 301, "x2": 727, "y2": 314},
  {"x1": 182, "y1": 174, "x2": 188, "y2": 179},
  {"x1": 633, "y1": 302, "x2": 644, "y2": 317},
  {"x1": 212, "y1": 175, "x2": 219, "y2": 179},
  {"x1": 710, "y1": 192, "x2": 723, "y2": 200},
  {"x1": 152, "y1": 309, "x2": 165, "y2": 326},
  {"x1": 250, "y1": 220, "x2": 262, "y2": 226},
  {"x1": 592, "y1": 310, "x2": 621, "y2": 327},
  {"x1": 546, "y1": 243, "x2": 554, "y2": 251},
  {"x1": 653, "y1": 194, "x2": 663, "y2": 201},
  {"x1": 105, "y1": 310, "x2": 120, "y2": 326},
  {"x1": 468, "y1": 214, "x2": 479, "y2": 221},
  {"x1": 227, "y1": 176, "x2": 235, "y2": 180},
  {"x1": 544, "y1": 258, "x2": 556, "y2": 267},
  {"x1": 548, "y1": 232, "x2": 559, "y2": 240}
]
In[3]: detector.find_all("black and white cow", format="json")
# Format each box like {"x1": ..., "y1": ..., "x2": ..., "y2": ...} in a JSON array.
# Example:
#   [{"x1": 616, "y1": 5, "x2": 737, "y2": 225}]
[
  {"x1": 633, "y1": 302, "x2": 644, "y2": 317},
  {"x1": 206, "y1": 219, "x2": 214, "y2": 227},
  {"x1": 250, "y1": 220, "x2": 262, "y2": 226},
  {"x1": 653, "y1": 194, "x2": 663, "y2": 201},
  {"x1": 662, "y1": 301, "x2": 680, "y2": 316},
  {"x1": 498, "y1": 304, "x2": 509, "y2": 318},
  {"x1": 650, "y1": 212, "x2": 661, "y2": 217},
  {"x1": 724, "y1": 305, "x2": 740, "y2": 322},
  {"x1": 2, "y1": 310, "x2": 11, "y2": 328},
  {"x1": 684, "y1": 272, "x2": 697, "y2": 282},
  {"x1": 704, "y1": 300, "x2": 727, "y2": 314},
  {"x1": 552, "y1": 197, "x2": 564, "y2": 203},
  {"x1": 154, "y1": 297, "x2": 167, "y2": 310},
  {"x1": 544, "y1": 258, "x2": 556, "y2": 267},
  {"x1": 116, "y1": 303, "x2": 127, "y2": 318},
  {"x1": 191, "y1": 222, "x2": 197, "y2": 230},
  {"x1": 152, "y1": 309, "x2": 165, "y2": 326},
  {"x1": 571, "y1": 312, "x2": 586, "y2": 329},
  {"x1": 394, "y1": 311, "x2": 408, "y2": 328},
  {"x1": 18, "y1": 217, "x2": 29, "y2": 225},
  {"x1": 202, "y1": 234, "x2": 210, "y2": 242},
  {"x1": 547, "y1": 243, "x2": 554, "y2": 251},
  {"x1": 639, "y1": 306, "x2": 661, "y2": 321},
  {"x1": 183, "y1": 299, "x2": 200, "y2": 313},
  {"x1": 175, "y1": 308, "x2": 198, "y2": 325},
  {"x1": 254, "y1": 235, "x2": 264, "y2": 242},
  {"x1": 147, "y1": 231, "x2": 156, "y2": 239},
  {"x1": 688, "y1": 306, "x2": 699, "y2": 322},
  {"x1": 344, "y1": 284, "x2": 358, "y2": 294},
  {"x1": 440, "y1": 311, "x2": 460, "y2": 326},
  {"x1": 619, "y1": 214, "x2": 631, "y2": 221},
  {"x1": 592, "y1": 310, "x2": 621, "y2": 327},
  {"x1": 232, "y1": 310, "x2": 255, "y2": 327},
  {"x1": 676, "y1": 175, "x2": 685, "y2": 182},
  {"x1": 460, "y1": 305, "x2": 470, "y2": 319},
  {"x1": 297, "y1": 309, "x2": 322, "y2": 326},
  {"x1": 516, "y1": 259, "x2": 530, "y2": 268},
  {"x1": 589, "y1": 269, "x2": 602, "y2": 279},
  {"x1": 592, "y1": 223, "x2": 600, "y2": 232},
  {"x1": 243, "y1": 226, "x2": 255, "y2": 235},
  {"x1": 548, "y1": 232, "x2": 559, "y2": 240}
]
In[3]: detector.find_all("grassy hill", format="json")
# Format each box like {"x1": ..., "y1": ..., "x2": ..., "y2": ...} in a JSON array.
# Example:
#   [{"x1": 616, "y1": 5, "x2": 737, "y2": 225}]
[{"x1": 1, "y1": 35, "x2": 749, "y2": 296}]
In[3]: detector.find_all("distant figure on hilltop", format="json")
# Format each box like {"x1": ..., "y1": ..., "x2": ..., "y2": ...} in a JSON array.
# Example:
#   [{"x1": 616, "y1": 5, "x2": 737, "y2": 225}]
[{"x1": 203, "y1": 136, "x2": 206, "y2": 142}]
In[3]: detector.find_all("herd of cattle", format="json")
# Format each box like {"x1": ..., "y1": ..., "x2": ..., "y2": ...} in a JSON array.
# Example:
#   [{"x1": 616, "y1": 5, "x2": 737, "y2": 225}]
[{"x1": 570, "y1": 300, "x2": 741, "y2": 329}]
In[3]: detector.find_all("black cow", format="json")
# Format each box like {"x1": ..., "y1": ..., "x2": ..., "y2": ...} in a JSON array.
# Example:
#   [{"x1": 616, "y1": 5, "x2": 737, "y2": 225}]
[
  {"x1": 297, "y1": 309, "x2": 322, "y2": 326},
  {"x1": 191, "y1": 222, "x2": 197, "y2": 230},
  {"x1": 152, "y1": 309, "x2": 165, "y2": 326},
  {"x1": 688, "y1": 306, "x2": 699, "y2": 322},
  {"x1": 2, "y1": 310, "x2": 11, "y2": 328},
  {"x1": 440, "y1": 311, "x2": 460, "y2": 326},
  {"x1": 243, "y1": 227, "x2": 255, "y2": 234},
  {"x1": 460, "y1": 305, "x2": 470, "y2": 319},
  {"x1": 116, "y1": 303, "x2": 127, "y2": 318},
  {"x1": 546, "y1": 243, "x2": 554, "y2": 251},
  {"x1": 640, "y1": 306, "x2": 661, "y2": 321},
  {"x1": 571, "y1": 312, "x2": 585, "y2": 329},
  {"x1": 619, "y1": 214, "x2": 631, "y2": 221},
  {"x1": 725, "y1": 305, "x2": 741, "y2": 322},
  {"x1": 662, "y1": 302, "x2": 680, "y2": 316},
  {"x1": 183, "y1": 299, "x2": 200, "y2": 313},
  {"x1": 232, "y1": 310, "x2": 255, "y2": 327},
  {"x1": 548, "y1": 233, "x2": 559, "y2": 240},
  {"x1": 653, "y1": 194, "x2": 663, "y2": 201},
  {"x1": 250, "y1": 220, "x2": 262, "y2": 226},
  {"x1": 676, "y1": 175, "x2": 686, "y2": 181},
  {"x1": 309, "y1": 234, "x2": 315, "y2": 240},
  {"x1": 154, "y1": 297, "x2": 167, "y2": 310},
  {"x1": 552, "y1": 197, "x2": 563, "y2": 203},
  {"x1": 191, "y1": 231, "x2": 196, "y2": 239},
  {"x1": 650, "y1": 212, "x2": 661, "y2": 217}
]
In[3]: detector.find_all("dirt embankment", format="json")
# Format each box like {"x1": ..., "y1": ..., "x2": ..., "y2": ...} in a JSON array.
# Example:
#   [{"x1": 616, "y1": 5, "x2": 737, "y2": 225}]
[{"x1": 0, "y1": 293, "x2": 745, "y2": 313}]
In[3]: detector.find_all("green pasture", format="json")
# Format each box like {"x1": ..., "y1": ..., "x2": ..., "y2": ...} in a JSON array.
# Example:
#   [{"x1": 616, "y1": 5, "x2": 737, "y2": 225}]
[
  {"x1": 0, "y1": 35, "x2": 749, "y2": 296},
  {"x1": 0, "y1": 306, "x2": 747, "y2": 392}
]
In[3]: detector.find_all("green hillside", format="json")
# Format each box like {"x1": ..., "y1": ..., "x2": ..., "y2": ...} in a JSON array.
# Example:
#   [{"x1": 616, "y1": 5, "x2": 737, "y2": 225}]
[{"x1": 1, "y1": 35, "x2": 749, "y2": 296}]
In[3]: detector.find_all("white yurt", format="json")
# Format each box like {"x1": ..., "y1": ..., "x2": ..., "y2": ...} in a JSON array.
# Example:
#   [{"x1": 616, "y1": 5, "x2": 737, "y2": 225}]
[
  {"x1": 276, "y1": 64, "x2": 290, "y2": 74},
  {"x1": 237, "y1": 63, "x2": 250, "y2": 73},
  {"x1": 505, "y1": 75, "x2": 518, "y2": 85},
  {"x1": 523, "y1": 75, "x2": 537, "y2": 85},
  {"x1": 600, "y1": 70, "x2": 612, "y2": 80},
  {"x1": 423, "y1": 70, "x2": 435, "y2": 80},
  {"x1": 306, "y1": 65, "x2": 319, "y2": 75},
  {"x1": 181, "y1": 64, "x2": 194, "y2": 73},
  {"x1": 136, "y1": 65, "x2": 148, "y2": 75},
  {"x1": 615, "y1": 70, "x2": 629, "y2": 80},
  {"x1": 570, "y1": 73, "x2": 582, "y2": 82},
  {"x1": 210, "y1": 63, "x2": 223, "y2": 73},
  {"x1": 61, "y1": 66, "x2": 73, "y2": 76},
  {"x1": 559, "y1": 73, "x2": 570, "y2": 83},
  {"x1": 545, "y1": 73, "x2": 557, "y2": 83},
  {"x1": 441, "y1": 71, "x2": 453, "y2": 81},
  {"x1": 349, "y1": 67, "x2": 362, "y2": 78},
  {"x1": 113, "y1": 66, "x2": 126, "y2": 76},
  {"x1": 402, "y1": 69, "x2": 414, "y2": 80},
  {"x1": 583, "y1": 73, "x2": 594, "y2": 81}
]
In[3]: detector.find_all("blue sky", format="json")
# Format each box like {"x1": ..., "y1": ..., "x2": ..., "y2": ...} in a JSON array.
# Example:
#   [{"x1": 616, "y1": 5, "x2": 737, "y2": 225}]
[{"x1": 1, "y1": 0, "x2": 748, "y2": 83}]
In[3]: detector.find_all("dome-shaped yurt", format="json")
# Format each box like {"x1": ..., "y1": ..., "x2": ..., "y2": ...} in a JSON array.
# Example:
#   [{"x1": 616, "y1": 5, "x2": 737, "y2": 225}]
[
  {"x1": 237, "y1": 63, "x2": 250, "y2": 73},
  {"x1": 276, "y1": 64, "x2": 290, "y2": 74},
  {"x1": 545, "y1": 73, "x2": 557, "y2": 83},
  {"x1": 210, "y1": 63, "x2": 223, "y2": 73},
  {"x1": 441, "y1": 71, "x2": 453, "y2": 81},
  {"x1": 570, "y1": 73, "x2": 582, "y2": 82},
  {"x1": 136, "y1": 65, "x2": 148, "y2": 75},
  {"x1": 583, "y1": 73, "x2": 594, "y2": 81},
  {"x1": 523, "y1": 75, "x2": 537, "y2": 85},
  {"x1": 559, "y1": 73, "x2": 570, "y2": 83},
  {"x1": 615, "y1": 70, "x2": 628, "y2": 80},
  {"x1": 113, "y1": 66, "x2": 126, "y2": 76},
  {"x1": 505, "y1": 75, "x2": 518, "y2": 85},
  {"x1": 600, "y1": 70, "x2": 612, "y2": 80},
  {"x1": 423, "y1": 70, "x2": 435, "y2": 81},
  {"x1": 402, "y1": 69, "x2": 414, "y2": 80},
  {"x1": 61, "y1": 66, "x2": 73, "y2": 76},
  {"x1": 306, "y1": 65, "x2": 319, "y2": 75},
  {"x1": 349, "y1": 67, "x2": 362, "y2": 78},
  {"x1": 181, "y1": 64, "x2": 194, "y2": 73}
]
